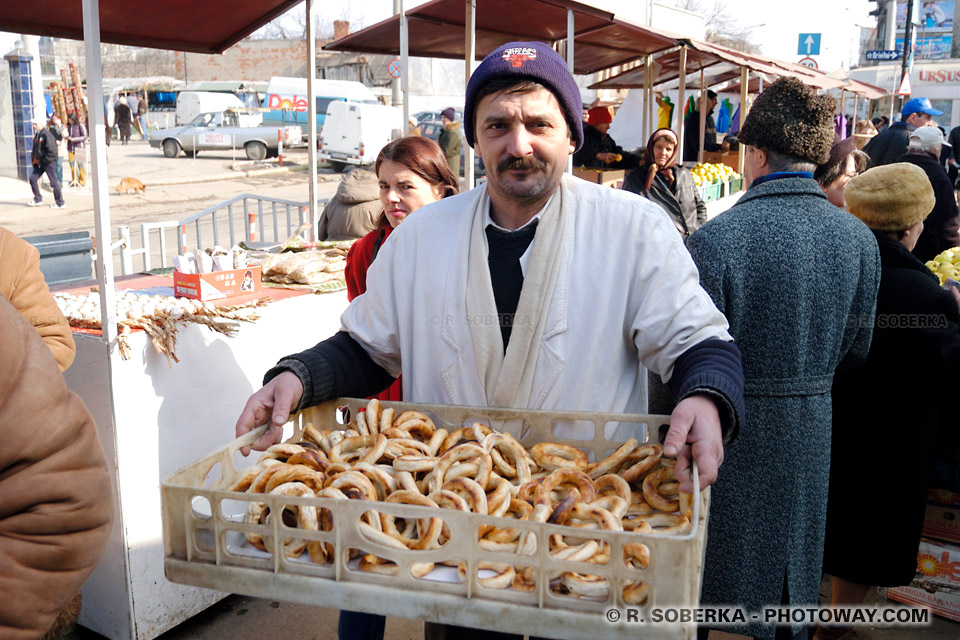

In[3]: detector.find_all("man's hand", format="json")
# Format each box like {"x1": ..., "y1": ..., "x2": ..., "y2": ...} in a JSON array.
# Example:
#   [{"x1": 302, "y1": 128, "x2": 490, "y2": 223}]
[
  {"x1": 720, "y1": 141, "x2": 730, "y2": 152},
  {"x1": 596, "y1": 152, "x2": 618, "y2": 163},
  {"x1": 235, "y1": 371, "x2": 304, "y2": 456},
  {"x1": 662, "y1": 394, "x2": 724, "y2": 493}
]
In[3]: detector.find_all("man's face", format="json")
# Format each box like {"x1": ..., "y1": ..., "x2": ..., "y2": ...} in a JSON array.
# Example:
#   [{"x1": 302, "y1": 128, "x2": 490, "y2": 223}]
[
  {"x1": 473, "y1": 87, "x2": 574, "y2": 209},
  {"x1": 907, "y1": 111, "x2": 934, "y2": 128},
  {"x1": 708, "y1": 97, "x2": 718, "y2": 112}
]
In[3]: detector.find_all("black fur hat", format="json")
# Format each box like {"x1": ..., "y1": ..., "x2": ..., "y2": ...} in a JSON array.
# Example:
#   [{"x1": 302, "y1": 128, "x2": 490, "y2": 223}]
[{"x1": 738, "y1": 77, "x2": 836, "y2": 165}]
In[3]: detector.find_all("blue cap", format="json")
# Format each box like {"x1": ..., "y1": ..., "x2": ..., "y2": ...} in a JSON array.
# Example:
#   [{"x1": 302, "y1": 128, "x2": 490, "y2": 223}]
[{"x1": 901, "y1": 97, "x2": 943, "y2": 118}]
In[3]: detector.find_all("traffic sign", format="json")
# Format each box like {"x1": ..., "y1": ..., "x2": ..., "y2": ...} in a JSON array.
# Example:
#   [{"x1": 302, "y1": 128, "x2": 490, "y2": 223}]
[
  {"x1": 898, "y1": 72, "x2": 912, "y2": 96},
  {"x1": 798, "y1": 57, "x2": 818, "y2": 70},
  {"x1": 865, "y1": 50, "x2": 899, "y2": 62},
  {"x1": 388, "y1": 59, "x2": 402, "y2": 79},
  {"x1": 798, "y1": 33, "x2": 821, "y2": 56}
]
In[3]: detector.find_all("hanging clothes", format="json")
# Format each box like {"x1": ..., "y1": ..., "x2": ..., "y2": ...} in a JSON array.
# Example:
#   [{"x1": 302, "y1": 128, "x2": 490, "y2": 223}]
[
  {"x1": 657, "y1": 96, "x2": 675, "y2": 129},
  {"x1": 730, "y1": 104, "x2": 741, "y2": 135},
  {"x1": 834, "y1": 113, "x2": 848, "y2": 141},
  {"x1": 684, "y1": 96, "x2": 696, "y2": 119},
  {"x1": 717, "y1": 99, "x2": 732, "y2": 134}
]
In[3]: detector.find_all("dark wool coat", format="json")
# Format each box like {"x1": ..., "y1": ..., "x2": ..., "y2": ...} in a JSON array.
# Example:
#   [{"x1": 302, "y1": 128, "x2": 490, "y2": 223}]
[
  {"x1": 572, "y1": 124, "x2": 641, "y2": 169},
  {"x1": 438, "y1": 122, "x2": 461, "y2": 177},
  {"x1": 30, "y1": 127, "x2": 59, "y2": 168},
  {"x1": 825, "y1": 232, "x2": 960, "y2": 586},
  {"x1": 687, "y1": 177, "x2": 880, "y2": 640},
  {"x1": 682, "y1": 109, "x2": 721, "y2": 162},
  {"x1": 623, "y1": 163, "x2": 706, "y2": 238},
  {"x1": 862, "y1": 121, "x2": 912, "y2": 167},
  {"x1": 895, "y1": 151, "x2": 960, "y2": 262}
]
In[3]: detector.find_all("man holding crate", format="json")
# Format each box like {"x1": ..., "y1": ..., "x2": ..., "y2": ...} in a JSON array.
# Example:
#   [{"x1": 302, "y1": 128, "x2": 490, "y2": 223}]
[{"x1": 237, "y1": 41, "x2": 745, "y2": 640}]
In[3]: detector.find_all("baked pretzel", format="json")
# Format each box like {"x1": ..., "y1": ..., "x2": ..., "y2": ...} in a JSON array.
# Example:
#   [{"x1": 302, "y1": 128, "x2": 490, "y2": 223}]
[
  {"x1": 383, "y1": 491, "x2": 443, "y2": 550},
  {"x1": 623, "y1": 542, "x2": 650, "y2": 569},
  {"x1": 618, "y1": 444, "x2": 663, "y2": 483},
  {"x1": 330, "y1": 434, "x2": 388, "y2": 465},
  {"x1": 441, "y1": 477, "x2": 488, "y2": 515},
  {"x1": 535, "y1": 469, "x2": 597, "y2": 507},
  {"x1": 261, "y1": 443, "x2": 307, "y2": 462},
  {"x1": 325, "y1": 470, "x2": 378, "y2": 501},
  {"x1": 263, "y1": 464, "x2": 325, "y2": 495},
  {"x1": 560, "y1": 572, "x2": 609, "y2": 598},
  {"x1": 229, "y1": 458, "x2": 280, "y2": 492},
  {"x1": 642, "y1": 467, "x2": 680, "y2": 513},
  {"x1": 286, "y1": 449, "x2": 331, "y2": 473},
  {"x1": 426, "y1": 443, "x2": 492, "y2": 495},
  {"x1": 530, "y1": 442, "x2": 589, "y2": 472},
  {"x1": 588, "y1": 438, "x2": 638, "y2": 479},
  {"x1": 595, "y1": 473, "x2": 632, "y2": 505},
  {"x1": 623, "y1": 580, "x2": 649, "y2": 605}
]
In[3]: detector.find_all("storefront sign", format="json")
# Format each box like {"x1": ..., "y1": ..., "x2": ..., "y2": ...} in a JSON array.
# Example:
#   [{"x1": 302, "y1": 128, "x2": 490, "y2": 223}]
[{"x1": 917, "y1": 67, "x2": 960, "y2": 83}]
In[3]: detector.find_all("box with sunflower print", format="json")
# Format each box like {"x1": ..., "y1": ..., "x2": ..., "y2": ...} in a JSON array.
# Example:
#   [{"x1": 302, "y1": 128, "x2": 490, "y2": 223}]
[
  {"x1": 888, "y1": 537, "x2": 960, "y2": 621},
  {"x1": 924, "y1": 488, "x2": 960, "y2": 544}
]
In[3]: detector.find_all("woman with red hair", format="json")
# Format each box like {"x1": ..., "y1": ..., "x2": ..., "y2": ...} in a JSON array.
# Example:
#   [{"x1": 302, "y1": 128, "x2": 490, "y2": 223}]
[{"x1": 623, "y1": 127, "x2": 706, "y2": 240}]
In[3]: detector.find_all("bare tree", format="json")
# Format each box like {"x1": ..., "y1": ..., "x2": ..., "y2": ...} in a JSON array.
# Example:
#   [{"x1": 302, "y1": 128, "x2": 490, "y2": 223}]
[
  {"x1": 249, "y1": 4, "x2": 366, "y2": 41},
  {"x1": 674, "y1": 0, "x2": 761, "y2": 54}
]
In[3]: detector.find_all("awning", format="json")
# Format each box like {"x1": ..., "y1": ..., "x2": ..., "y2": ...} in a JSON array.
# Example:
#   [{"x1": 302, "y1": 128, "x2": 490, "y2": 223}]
[
  {"x1": 0, "y1": 0, "x2": 302, "y2": 54},
  {"x1": 322, "y1": 0, "x2": 684, "y2": 75}
]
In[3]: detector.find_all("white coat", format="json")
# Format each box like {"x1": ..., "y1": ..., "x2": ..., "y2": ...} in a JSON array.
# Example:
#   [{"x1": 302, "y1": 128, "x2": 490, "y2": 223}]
[{"x1": 340, "y1": 174, "x2": 731, "y2": 430}]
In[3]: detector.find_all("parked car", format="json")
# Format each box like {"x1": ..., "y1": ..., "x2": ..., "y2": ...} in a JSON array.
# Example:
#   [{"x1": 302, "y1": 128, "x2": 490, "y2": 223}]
[
  {"x1": 148, "y1": 111, "x2": 302, "y2": 161},
  {"x1": 413, "y1": 109, "x2": 463, "y2": 125},
  {"x1": 318, "y1": 101, "x2": 403, "y2": 172},
  {"x1": 418, "y1": 119, "x2": 485, "y2": 177}
]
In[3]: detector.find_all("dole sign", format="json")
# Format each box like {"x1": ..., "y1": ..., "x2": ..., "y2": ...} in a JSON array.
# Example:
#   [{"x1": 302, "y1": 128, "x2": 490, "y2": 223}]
[{"x1": 267, "y1": 93, "x2": 308, "y2": 112}]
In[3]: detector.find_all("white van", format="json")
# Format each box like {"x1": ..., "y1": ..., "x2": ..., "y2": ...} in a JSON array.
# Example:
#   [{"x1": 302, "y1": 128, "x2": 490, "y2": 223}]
[
  {"x1": 176, "y1": 91, "x2": 260, "y2": 126},
  {"x1": 318, "y1": 102, "x2": 403, "y2": 172},
  {"x1": 262, "y1": 77, "x2": 379, "y2": 133}
]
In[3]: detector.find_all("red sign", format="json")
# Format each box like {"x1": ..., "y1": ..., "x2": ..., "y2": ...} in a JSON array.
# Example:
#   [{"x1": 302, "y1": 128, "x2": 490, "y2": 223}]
[
  {"x1": 797, "y1": 57, "x2": 818, "y2": 69},
  {"x1": 388, "y1": 59, "x2": 402, "y2": 79},
  {"x1": 266, "y1": 94, "x2": 308, "y2": 112}
]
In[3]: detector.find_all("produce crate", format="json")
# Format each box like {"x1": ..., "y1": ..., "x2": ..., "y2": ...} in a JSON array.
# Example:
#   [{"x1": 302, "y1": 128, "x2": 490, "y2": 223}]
[
  {"x1": 162, "y1": 399, "x2": 708, "y2": 640},
  {"x1": 573, "y1": 168, "x2": 626, "y2": 188},
  {"x1": 701, "y1": 182, "x2": 721, "y2": 203},
  {"x1": 727, "y1": 177, "x2": 744, "y2": 195}
]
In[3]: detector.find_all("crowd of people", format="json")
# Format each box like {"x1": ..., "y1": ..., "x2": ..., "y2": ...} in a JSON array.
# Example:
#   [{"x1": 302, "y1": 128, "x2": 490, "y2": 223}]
[{"x1": 7, "y1": 35, "x2": 960, "y2": 640}]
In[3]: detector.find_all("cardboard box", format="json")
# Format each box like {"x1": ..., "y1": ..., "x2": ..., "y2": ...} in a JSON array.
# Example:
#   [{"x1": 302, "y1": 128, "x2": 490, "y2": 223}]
[
  {"x1": 573, "y1": 168, "x2": 625, "y2": 188},
  {"x1": 924, "y1": 488, "x2": 960, "y2": 544},
  {"x1": 702, "y1": 151, "x2": 740, "y2": 172},
  {"x1": 888, "y1": 537, "x2": 960, "y2": 622},
  {"x1": 174, "y1": 266, "x2": 261, "y2": 301}
]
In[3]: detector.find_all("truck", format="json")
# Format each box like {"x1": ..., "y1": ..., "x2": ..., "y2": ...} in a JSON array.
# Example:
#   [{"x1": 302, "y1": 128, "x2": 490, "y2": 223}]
[
  {"x1": 148, "y1": 110, "x2": 302, "y2": 161},
  {"x1": 261, "y1": 77, "x2": 379, "y2": 138},
  {"x1": 318, "y1": 101, "x2": 403, "y2": 172},
  {"x1": 176, "y1": 91, "x2": 261, "y2": 127}
]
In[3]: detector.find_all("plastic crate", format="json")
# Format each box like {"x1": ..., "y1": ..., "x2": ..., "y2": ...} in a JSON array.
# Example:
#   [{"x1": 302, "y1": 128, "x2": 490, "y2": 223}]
[
  {"x1": 162, "y1": 399, "x2": 708, "y2": 640},
  {"x1": 701, "y1": 182, "x2": 721, "y2": 203},
  {"x1": 727, "y1": 177, "x2": 743, "y2": 195}
]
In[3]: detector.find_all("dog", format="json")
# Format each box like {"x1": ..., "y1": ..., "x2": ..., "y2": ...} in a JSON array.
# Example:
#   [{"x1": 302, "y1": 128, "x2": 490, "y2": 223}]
[{"x1": 117, "y1": 177, "x2": 146, "y2": 195}]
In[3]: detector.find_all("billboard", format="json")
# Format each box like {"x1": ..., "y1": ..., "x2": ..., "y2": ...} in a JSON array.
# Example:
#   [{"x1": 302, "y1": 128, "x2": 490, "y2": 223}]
[{"x1": 897, "y1": 1, "x2": 954, "y2": 59}]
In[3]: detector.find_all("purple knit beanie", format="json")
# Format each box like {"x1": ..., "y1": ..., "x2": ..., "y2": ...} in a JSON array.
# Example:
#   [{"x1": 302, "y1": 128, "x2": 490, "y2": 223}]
[{"x1": 464, "y1": 41, "x2": 584, "y2": 151}]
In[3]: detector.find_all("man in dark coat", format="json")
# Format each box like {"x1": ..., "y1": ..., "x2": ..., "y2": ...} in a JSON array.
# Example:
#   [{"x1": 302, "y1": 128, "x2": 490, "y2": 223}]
[
  {"x1": 572, "y1": 106, "x2": 641, "y2": 169},
  {"x1": 27, "y1": 116, "x2": 65, "y2": 209},
  {"x1": 687, "y1": 77, "x2": 881, "y2": 640},
  {"x1": 114, "y1": 96, "x2": 133, "y2": 145},
  {"x1": 863, "y1": 96, "x2": 942, "y2": 166},
  {"x1": 896, "y1": 125, "x2": 960, "y2": 261},
  {"x1": 437, "y1": 107, "x2": 461, "y2": 176},
  {"x1": 682, "y1": 89, "x2": 726, "y2": 162},
  {"x1": 816, "y1": 162, "x2": 960, "y2": 640}
]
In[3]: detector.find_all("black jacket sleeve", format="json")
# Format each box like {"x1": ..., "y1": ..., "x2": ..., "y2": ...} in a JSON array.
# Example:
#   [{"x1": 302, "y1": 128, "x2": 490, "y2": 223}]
[
  {"x1": 263, "y1": 331, "x2": 396, "y2": 410},
  {"x1": 667, "y1": 338, "x2": 745, "y2": 443}
]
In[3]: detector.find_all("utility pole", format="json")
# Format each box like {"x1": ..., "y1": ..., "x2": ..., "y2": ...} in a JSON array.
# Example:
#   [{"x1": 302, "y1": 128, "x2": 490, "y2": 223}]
[
  {"x1": 392, "y1": 0, "x2": 401, "y2": 107},
  {"x1": 899, "y1": 0, "x2": 916, "y2": 114}
]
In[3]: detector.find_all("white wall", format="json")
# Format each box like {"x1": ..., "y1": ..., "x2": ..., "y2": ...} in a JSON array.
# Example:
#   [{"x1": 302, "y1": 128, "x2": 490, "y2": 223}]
[{"x1": 0, "y1": 59, "x2": 18, "y2": 179}]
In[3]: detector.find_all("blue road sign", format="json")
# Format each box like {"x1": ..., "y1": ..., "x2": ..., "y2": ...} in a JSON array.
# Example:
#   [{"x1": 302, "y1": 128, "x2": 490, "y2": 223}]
[
  {"x1": 865, "y1": 50, "x2": 900, "y2": 61},
  {"x1": 798, "y1": 33, "x2": 821, "y2": 56}
]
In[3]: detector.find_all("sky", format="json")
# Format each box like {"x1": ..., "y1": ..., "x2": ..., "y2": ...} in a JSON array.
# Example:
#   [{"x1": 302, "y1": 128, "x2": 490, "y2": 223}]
[{"x1": 0, "y1": 0, "x2": 879, "y2": 75}]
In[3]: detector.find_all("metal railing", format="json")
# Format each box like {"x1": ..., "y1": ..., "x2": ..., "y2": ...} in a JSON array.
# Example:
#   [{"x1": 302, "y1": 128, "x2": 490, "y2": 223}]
[{"x1": 115, "y1": 194, "x2": 327, "y2": 275}]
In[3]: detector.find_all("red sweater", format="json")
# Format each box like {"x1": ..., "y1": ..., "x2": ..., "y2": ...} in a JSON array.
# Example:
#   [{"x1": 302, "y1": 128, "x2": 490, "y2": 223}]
[{"x1": 344, "y1": 221, "x2": 402, "y2": 401}]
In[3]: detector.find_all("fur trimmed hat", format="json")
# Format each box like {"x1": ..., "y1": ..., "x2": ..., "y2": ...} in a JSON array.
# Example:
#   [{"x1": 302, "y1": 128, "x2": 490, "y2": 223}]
[
  {"x1": 738, "y1": 77, "x2": 836, "y2": 165},
  {"x1": 464, "y1": 41, "x2": 584, "y2": 151},
  {"x1": 843, "y1": 163, "x2": 935, "y2": 232}
]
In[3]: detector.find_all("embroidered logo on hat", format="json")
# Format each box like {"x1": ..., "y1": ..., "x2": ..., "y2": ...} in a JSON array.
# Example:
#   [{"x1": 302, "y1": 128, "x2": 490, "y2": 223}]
[{"x1": 502, "y1": 47, "x2": 538, "y2": 67}]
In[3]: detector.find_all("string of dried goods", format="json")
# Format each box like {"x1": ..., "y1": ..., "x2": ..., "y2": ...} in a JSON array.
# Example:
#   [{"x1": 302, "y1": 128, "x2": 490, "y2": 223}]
[{"x1": 54, "y1": 290, "x2": 270, "y2": 363}]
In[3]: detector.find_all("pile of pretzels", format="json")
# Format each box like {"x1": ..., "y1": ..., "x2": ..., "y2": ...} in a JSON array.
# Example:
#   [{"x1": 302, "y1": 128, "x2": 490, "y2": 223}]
[{"x1": 231, "y1": 400, "x2": 693, "y2": 604}]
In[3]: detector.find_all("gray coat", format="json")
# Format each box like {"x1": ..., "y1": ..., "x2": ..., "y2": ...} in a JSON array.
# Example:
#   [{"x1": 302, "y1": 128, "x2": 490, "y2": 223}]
[{"x1": 687, "y1": 177, "x2": 880, "y2": 639}]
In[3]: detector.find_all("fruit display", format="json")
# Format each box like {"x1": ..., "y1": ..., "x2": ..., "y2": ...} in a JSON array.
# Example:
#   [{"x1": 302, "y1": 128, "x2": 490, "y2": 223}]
[
  {"x1": 926, "y1": 247, "x2": 960, "y2": 286},
  {"x1": 690, "y1": 162, "x2": 740, "y2": 188}
]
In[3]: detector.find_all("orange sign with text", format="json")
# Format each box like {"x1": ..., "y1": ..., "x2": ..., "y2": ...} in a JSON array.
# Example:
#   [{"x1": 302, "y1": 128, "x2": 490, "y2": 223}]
[{"x1": 173, "y1": 266, "x2": 261, "y2": 301}]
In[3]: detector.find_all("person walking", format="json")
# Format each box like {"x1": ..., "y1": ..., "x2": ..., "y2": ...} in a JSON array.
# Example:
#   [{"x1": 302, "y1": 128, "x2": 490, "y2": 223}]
[
  {"x1": 236, "y1": 40, "x2": 745, "y2": 640},
  {"x1": 863, "y1": 97, "x2": 942, "y2": 166},
  {"x1": 816, "y1": 163, "x2": 960, "y2": 640},
  {"x1": 895, "y1": 125, "x2": 960, "y2": 261},
  {"x1": 114, "y1": 96, "x2": 133, "y2": 145},
  {"x1": 437, "y1": 107, "x2": 461, "y2": 176},
  {"x1": 28, "y1": 117, "x2": 65, "y2": 209},
  {"x1": 67, "y1": 113, "x2": 88, "y2": 187},
  {"x1": 622, "y1": 127, "x2": 706, "y2": 239},
  {"x1": 137, "y1": 92, "x2": 149, "y2": 140},
  {"x1": 687, "y1": 77, "x2": 881, "y2": 640}
]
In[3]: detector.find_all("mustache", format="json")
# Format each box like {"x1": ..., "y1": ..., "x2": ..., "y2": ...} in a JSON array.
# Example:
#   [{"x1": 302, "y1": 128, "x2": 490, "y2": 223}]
[{"x1": 497, "y1": 155, "x2": 546, "y2": 173}]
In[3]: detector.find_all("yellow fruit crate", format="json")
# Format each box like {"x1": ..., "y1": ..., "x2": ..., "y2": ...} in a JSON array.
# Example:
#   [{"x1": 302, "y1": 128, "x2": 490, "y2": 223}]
[
  {"x1": 701, "y1": 182, "x2": 721, "y2": 203},
  {"x1": 162, "y1": 398, "x2": 708, "y2": 640}
]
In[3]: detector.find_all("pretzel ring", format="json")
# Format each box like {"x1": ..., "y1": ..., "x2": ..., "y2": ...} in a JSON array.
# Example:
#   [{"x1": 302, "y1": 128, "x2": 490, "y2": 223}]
[
  {"x1": 286, "y1": 449, "x2": 331, "y2": 473},
  {"x1": 589, "y1": 496, "x2": 628, "y2": 520},
  {"x1": 365, "y1": 399, "x2": 382, "y2": 434},
  {"x1": 551, "y1": 540, "x2": 600, "y2": 562},
  {"x1": 395, "y1": 410, "x2": 435, "y2": 430},
  {"x1": 623, "y1": 542, "x2": 651, "y2": 569},
  {"x1": 359, "y1": 553, "x2": 398, "y2": 575},
  {"x1": 264, "y1": 464, "x2": 325, "y2": 495},
  {"x1": 248, "y1": 463, "x2": 287, "y2": 494},
  {"x1": 485, "y1": 476, "x2": 513, "y2": 517},
  {"x1": 642, "y1": 467, "x2": 680, "y2": 512},
  {"x1": 267, "y1": 481, "x2": 319, "y2": 557},
  {"x1": 595, "y1": 473, "x2": 632, "y2": 506},
  {"x1": 535, "y1": 469, "x2": 597, "y2": 507},
  {"x1": 349, "y1": 462, "x2": 396, "y2": 501},
  {"x1": 243, "y1": 500, "x2": 269, "y2": 549},
  {"x1": 395, "y1": 471, "x2": 421, "y2": 495},
  {"x1": 623, "y1": 580, "x2": 649, "y2": 605},
  {"x1": 547, "y1": 487, "x2": 580, "y2": 525},
  {"x1": 477, "y1": 562, "x2": 515, "y2": 589},
  {"x1": 635, "y1": 512, "x2": 690, "y2": 536},
  {"x1": 384, "y1": 491, "x2": 443, "y2": 550},
  {"x1": 302, "y1": 424, "x2": 326, "y2": 447},
  {"x1": 262, "y1": 443, "x2": 307, "y2": 462},
  {"x1": 229, "y1": 458, "x2": 281, "y2": 492},
  {"x1": 395, "y1": 419, "x2": 436, "y2": 443},
  {"x1": 379, "y1": 407, "x2": 396, "y2": 433},
  {"x1": 483, "y1": 433, "x2": 532, "y2": 489},
  {"x1": 561, "y1": 572, "x2": 609, "y2": 598},
  {"x1": 531, "y1": 442, "x2": 589, "y2": 472},
  {"x1": 517, "y1": 477, "x2": 544, "y2": 505},
  {"x1": 439, "y1": 424, "x2": 493, "y2": 454},
  {"x1": 427, "y1": 443, "x2": 492, "y2": 495},
  {"x1": 325, "y1": 470, "x2": 378, "y2": 501},
  {"x1": 441, "y1": 477, "x2": 488, "y2": 515},
  {"x1": 513, "y1": 566, "x2": 537, "y2": 593},
  {"x1": 589, "y1": 438, "x2": 639, "y2": 479},
  {"x1": 619, "y1": 444, "x2": 662, "y2": 483},
  {"x1": 428, "y1": 489, "x2": 470, "y2": 512},
  {"x1": 425, "y1": 428, "x2": 449, "y2": 457},
  {"x1": 566, "y1": 502, "x2": 621, "y2": 531},
  {"x1": 330, "y1": 434, "x2": 387, "y2": 465}
]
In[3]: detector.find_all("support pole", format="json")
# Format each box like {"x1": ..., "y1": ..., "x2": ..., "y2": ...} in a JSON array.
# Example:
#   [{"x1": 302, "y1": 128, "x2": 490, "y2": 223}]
[
  {"x1": 644, "y1": 55, "x2": 652, "y2": 141},
  {"x1": 392, "y1": 0, "x2": 402, "y2": 108},
  {"x1": 852, "y1": 92, "x2": 860, "y2": 137},
  {"x1": 839, "y1": 88, "x2": 846, "y2": 138},
  {"x1": 567, "y1": 9, "x2": 574, "y2": 175},
  {"x1": 464, "y1": 0, "x2": 476, "y2": 188},
  {"x1": 400, "y1": 2, "x2": 410, "y2": 134},
  {"x1": 738, "y1": 67, "x2": 748, "y2": 175},
  {"x1": 698, "y1": 68, "x2": 707, "y2": 164},
  {"x1": 306, "y1": 0, "x2": 319, "y2": 239},
  {"x1": 81, "y1": 0, "x2": 117, "y2": 345},
  {"x1": 677, "y1": 46, "x2": 687, "y2": 165}
]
